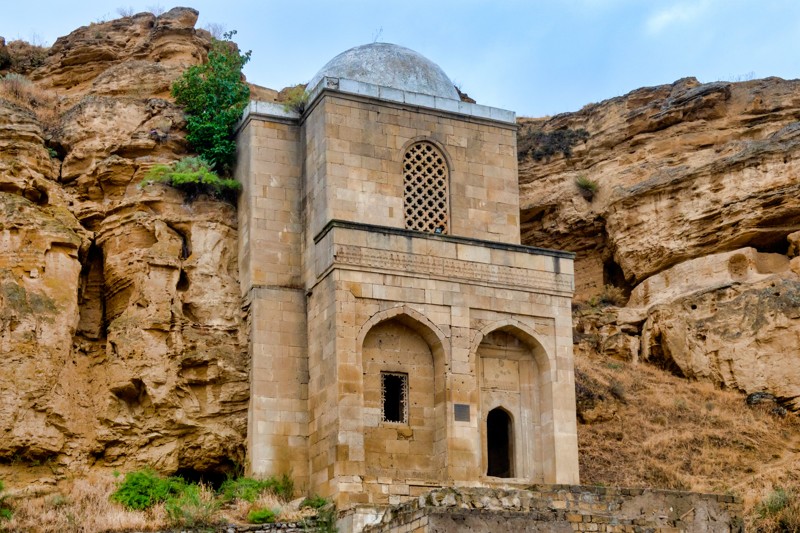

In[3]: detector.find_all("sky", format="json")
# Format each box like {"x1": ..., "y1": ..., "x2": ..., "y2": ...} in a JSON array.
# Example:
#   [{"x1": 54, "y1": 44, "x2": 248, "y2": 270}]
[{"x1": 2, "y1": 0, "x2": 800, "y2": 117}]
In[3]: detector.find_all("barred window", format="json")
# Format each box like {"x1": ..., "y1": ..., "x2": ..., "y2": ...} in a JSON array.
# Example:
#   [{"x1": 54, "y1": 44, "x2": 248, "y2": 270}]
[
  {"x1": 403, "y1": 142, "x2": 449, "y2": 234},
  {"x1": 381, "y1": 372, "x2": 408, "y2": 424}
]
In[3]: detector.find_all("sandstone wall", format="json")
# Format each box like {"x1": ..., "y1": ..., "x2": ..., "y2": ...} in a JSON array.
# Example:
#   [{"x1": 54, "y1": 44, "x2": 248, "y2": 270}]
[
  {"x1": 0, "y1": 8, "x2": 248, "y2": 484},
  {"x1": 519, "y1": 77, "x2": 800, "y2": 411}
]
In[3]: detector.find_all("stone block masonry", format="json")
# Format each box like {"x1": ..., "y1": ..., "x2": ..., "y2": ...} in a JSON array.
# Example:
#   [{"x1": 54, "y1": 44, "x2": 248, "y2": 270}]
[{"x1": 357, "y1": 486, "x2": 743, "y2": 533}]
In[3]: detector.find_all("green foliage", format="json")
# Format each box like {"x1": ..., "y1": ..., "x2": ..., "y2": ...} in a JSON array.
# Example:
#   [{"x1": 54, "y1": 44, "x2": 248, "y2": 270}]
[
  {"x1": 0, "y1": 480, "x2": 11, "y2": 521},
  {"x1": 143, "y1": 156, "x2": 241, "y2": 202},
  {"x1": 164, "y1": 483, "x2": 219, "y2": 528},
  {"x1": 759, "y1": 488, "x2": 789, "y2": 517},
  {"x1": 311, "y1": 503, "x2": 338, "y2": 533},
  {"x1": 171, "y1": 30, "x2": 250, "y2": 174},
  {"x1": 220, "y1": 473, "x2": 294, "y2": 502},
  {"x1": 281, "y1": 85, "x2": 309, "y2": 114},
  {"x1": 754, "y1": 487, "x2": 800, "y2": 532},
  {"x1": 110, "y1": 469, "x2": 186, "y2": 511},
  {"x1": 247, "y1": 507, "x2": 276, "y2": 524},
  {"x1": 518, "y1": 127, "x2": 589, "y2": 161},
  {"x1": 575, "y1": 175, "x2": 599, "y2": 199},
  {"x1": 300, "y1": 495, "x2": 328, "y2": 510}
]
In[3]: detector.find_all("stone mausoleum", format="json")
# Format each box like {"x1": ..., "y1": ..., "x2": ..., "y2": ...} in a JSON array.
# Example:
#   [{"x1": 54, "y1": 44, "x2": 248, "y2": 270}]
[{"x1": 234, "y1": 43, "x2": 579, "y2": 518}]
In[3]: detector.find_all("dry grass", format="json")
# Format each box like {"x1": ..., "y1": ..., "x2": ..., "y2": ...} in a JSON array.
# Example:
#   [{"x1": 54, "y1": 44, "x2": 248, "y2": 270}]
[
  {"x1": 576, "y1": 352, "x2": 800, "y2": 530},
  {"x1": 0, "y1": 73, "x2": 61, "y2": 132},
  {"x1": 2, "y1": 472, "x2": 318, "y2": 532},
  {"x1": 2, "y1": 473, "x2": 165, "y2": 532},
  {"x1": 222, "y1": 492, "x2": 315, "y2": 525},
  {"x1": 4, "y1": 40, "x2": 48, "y2": 74}
]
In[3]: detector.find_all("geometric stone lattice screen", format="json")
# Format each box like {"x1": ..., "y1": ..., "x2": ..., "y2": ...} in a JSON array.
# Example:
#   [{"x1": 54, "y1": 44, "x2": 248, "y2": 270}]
[{"x1": 403, "y1": 142, "x2": 450, "y2": 234}]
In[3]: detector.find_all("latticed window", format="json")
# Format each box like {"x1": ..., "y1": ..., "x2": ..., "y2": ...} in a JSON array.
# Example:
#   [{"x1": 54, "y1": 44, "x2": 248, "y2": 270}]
[
  {"x1": 381, "y1": 372, "x2": 408, "y2": 424},
  {"x1": 403, "y1": 142, "x2": 449, "y2": 234}
]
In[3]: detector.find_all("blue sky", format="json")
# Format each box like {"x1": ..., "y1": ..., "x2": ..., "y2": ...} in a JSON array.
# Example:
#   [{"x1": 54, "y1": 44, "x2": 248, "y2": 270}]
[{"x1": 3, "y1": 1, "x2": 799, "y2": 116}]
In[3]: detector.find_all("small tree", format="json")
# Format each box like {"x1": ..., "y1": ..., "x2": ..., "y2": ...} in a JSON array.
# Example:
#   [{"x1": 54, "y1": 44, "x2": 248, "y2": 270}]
[{"x1": 171, "y1": 31, "x2": 251, "y2": 175}]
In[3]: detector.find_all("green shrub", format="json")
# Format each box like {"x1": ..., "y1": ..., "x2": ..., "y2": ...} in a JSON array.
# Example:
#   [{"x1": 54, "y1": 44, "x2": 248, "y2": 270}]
[
  {"x1": 247, "y1": 507, "x2": 276, "y2": 524},
  {"x1": 0, "y1": 480, "x2": 11, "y2": 521},
  {"x1": 171, "y1": 31, "x2": 250, "y2": 174},
  {"x1": 518, "y1": 127, "x2": 589, "y2": 161},
  {"x1": 575, "y1": 175, "x2": 599, "y2": 199},
  {"x1": 164, "y1": 483, "x2": 219, "y2": 528},
  {"x1": 281, "y1": 85, "x2": 309, "y2": 114},
  {"x1": 300, "y1": 494, "x2": 328, "y2": 510},
  {"x1": 759, "y1": 488, "x2": 789, "y2": 517},
  {"x1": 110, "y1": 469, "x2": 186, "y2": 510},
  {"x1": 313, "y1": 503, "x2": 338, "y2": 533},
  {"x1": 143, "y1": 156, "x2": 241, "y2": 202},
  {"x1": 220, "y1": 473, "x2": 294, "y2": 502}
]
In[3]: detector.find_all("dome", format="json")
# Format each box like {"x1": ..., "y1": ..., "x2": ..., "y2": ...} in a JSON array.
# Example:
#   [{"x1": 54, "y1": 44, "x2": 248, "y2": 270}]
[{"x1": 308, "y1": 43, "x2": 460, "y2": 100}]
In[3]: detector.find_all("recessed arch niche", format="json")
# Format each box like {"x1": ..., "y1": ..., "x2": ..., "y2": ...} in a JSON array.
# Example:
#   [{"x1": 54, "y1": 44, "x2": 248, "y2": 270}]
[{"x1": 477, "y1": 325, "x2": 550, "y2": 482}]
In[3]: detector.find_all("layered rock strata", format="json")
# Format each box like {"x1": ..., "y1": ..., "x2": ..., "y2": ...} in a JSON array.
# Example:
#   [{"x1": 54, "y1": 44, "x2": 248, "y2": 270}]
[
  {"x1": 0, "y1": 8, "x2": 247, "y2": 479},
  {"x1": 520, "y1": 77, "x2": 800, "y2": 410}
]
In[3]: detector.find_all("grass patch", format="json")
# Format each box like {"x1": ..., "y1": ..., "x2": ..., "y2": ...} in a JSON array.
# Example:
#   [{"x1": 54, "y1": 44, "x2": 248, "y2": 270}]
[
  {"x1": 0, "y1": 73, "x2": 60, "y2": 133},
  {"x1": 300, "y1": 494, "x2": 328, "y2": 510},
  {"x1": 142, "y1": 156, "x2": 241, "y2": 203},
  {"x1": 575, "y1": 175, "x2": 599, "y2": 200},
  {"x1": 247, "y1": 507, "x2": 276, "y2": 524},
  {"x1": 220, "y1": 473, "x2": 294, "y2": 502}
]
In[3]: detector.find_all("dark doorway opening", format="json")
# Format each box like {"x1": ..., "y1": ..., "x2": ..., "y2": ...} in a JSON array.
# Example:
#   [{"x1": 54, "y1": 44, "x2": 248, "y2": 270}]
[{"x1": 487, "y1": 408, "x2": 513, "y2": 478}]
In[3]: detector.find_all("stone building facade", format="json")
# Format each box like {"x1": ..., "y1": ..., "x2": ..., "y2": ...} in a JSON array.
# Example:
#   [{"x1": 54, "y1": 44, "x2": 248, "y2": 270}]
[{"x1": 234, "y1": 43, "x2": 579, "y2": 512}]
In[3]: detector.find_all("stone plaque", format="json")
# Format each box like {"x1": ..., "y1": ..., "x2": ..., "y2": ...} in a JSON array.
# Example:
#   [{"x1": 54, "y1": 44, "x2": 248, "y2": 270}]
[
  {"x1": 454, "y1": 404, "x2": 470, "y2": 422},
  {"x1": 482, "y1": 358, "x2": 520, "y2": 391}
]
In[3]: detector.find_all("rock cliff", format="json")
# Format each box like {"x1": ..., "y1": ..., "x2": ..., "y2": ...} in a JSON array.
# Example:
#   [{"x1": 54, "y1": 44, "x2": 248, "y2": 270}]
[
  {"x1": 0, "y1": 7, "x2": 247, "y2": 483},
  {"x1": 518, "y1": 77, "x2": 800, "y2": 410}
]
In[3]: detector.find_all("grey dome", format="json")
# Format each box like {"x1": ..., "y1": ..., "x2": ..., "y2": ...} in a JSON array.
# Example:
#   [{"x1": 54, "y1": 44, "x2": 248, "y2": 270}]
[{"x1": 308, "y1": 43, "x2": 460, "y2": 100}]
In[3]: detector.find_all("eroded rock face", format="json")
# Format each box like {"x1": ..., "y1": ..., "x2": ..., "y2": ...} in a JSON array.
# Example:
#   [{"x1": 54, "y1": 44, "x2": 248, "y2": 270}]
[
  {"x1": 520, "y1": 78, "x2": 800, "y2": 412},
  {"x1": 637, "y1": 250, "x2": 800, "y2": 410},
  {"x1": 519, "y1": 77, "x2": 800, "y2": 297},
  {"x1": 0, "y1": 8, "x2": 247, "y2": 477}
]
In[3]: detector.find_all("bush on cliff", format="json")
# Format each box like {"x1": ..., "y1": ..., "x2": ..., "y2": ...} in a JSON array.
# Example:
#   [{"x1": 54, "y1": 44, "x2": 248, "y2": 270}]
[
  {"x1": 171, "y1": 30, "x2": 250, "y2": 175},
  {"x1": 142, "y1": 156, "x2": 241, "y2": 203}
]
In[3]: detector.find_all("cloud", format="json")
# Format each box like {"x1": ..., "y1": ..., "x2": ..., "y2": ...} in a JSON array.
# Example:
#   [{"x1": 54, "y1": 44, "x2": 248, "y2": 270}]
[{"x1": 645, "y1": 1, "x2": 711, "y2": 35}]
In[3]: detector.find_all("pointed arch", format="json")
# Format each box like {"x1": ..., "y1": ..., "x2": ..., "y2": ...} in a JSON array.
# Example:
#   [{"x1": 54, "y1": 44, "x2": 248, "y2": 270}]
[
  {"x1": 475, "y1": 318, "x2": 556, "y2": 483},
  {"x1": 486, "y1": 406, "x2": 514, "y2": 478},
  {"x1": 356, "y1": 305, "x2": 450, "y2": 482}
]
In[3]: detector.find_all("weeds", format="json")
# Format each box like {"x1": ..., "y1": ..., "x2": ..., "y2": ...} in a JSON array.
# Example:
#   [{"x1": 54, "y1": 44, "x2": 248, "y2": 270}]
[
  {"x1": 300, "y1": 495, "x2": 328, "y2": 510},
  {"x1": 247, "y1": 507, "x2": 276, "y2": 524},
  {"x1": 111, "y1": 468, "x2": 185, "y2": 511},
  {"x1": 3, "y1": 39, "x2": 48, "y2": 74},
  {"x1": 0, "y1": 480, "x2": 11, "y2": 521},
  {"x1": 280, "y1": 85, "x2": 309, "y2": 114},
  {"x1": 0, "y1": 73, "x2": 60, "y2": 132},
  {"x1": 753, "y1": 487, "x2": 800, "y2": 532},
  {"x1": 220, "y1": 473, "x2": 294, "y2": 502},
  {"x1": 575, "y1": 175, "x2": 599, "y2": 200},
  {"x1": 164, "y1": 483, "x2": 220, "y2": 528},
  {"x1": 142, "y1": 156, "x2": 241, "y2": 202},
  {"x1": 518, "y1": 127, "x2": 589, "y2": 161}
]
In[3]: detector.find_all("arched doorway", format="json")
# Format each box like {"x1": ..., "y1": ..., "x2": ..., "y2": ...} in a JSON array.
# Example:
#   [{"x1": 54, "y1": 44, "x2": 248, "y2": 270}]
[
  {"x1": 486, "y1": 408, "x2": 513, "y2": 478},
  {"x1": 477, "y1": 325, "x2": 549, "y2": 482}
]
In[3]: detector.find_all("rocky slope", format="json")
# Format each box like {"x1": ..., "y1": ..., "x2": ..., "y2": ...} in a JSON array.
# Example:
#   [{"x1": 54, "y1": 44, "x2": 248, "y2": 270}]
[
  {"x1": 0, "y1": 8, "x2": 247, "y2": 488},
  {"x1": 519, "y1": 77, "x2": 800, "y2": 411}
]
